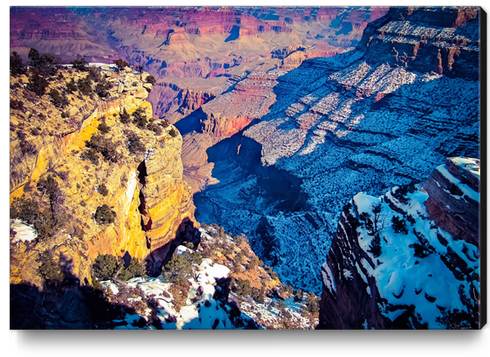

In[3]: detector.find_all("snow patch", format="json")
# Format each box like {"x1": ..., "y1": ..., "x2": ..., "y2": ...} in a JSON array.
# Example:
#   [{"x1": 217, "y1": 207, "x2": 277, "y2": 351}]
[
  {"x1": 353, "y1": 193, "x2": 381, "y2": 213},
  {"x1": 436, "y1": 164, "x2": 479, "y2": 203},
  {"x1": 125, "y1": 171, "x2": 138, "y2": 203},
  {"x1": 343, "y1": 269, "x2": 353, "y2": 280},
  {"x1": 353, "y1": 187, "x2": 479, "y2": 328},
  {"x1": 450, "y1": 157, "x2": 480, "y2": 178},
  {"x1": 101, "y1": 281, "x2": 119, "y2": 295},
  {"x1": 321, "y1": 263, "x2": 336, "y2": 293},
  {"x1": 10, "y1": 219, "x2": 38, "y2": 243},
  {"x1": 386, "y1": 271, "x2": 404, "y2": 298}
]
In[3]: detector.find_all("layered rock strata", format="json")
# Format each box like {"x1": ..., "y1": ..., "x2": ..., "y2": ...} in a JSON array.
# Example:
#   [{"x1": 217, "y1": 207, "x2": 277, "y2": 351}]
[
  {"x1": 174, "y1": 71, "x2": 282, "y2": 193},
  {"x1": 423, "y1": 157, "x2": 480, "y2": 247},
  {"x1": 10, "y1": 6, "x2": 388, "y2": 118},
  {"x1": 360, "y1": 6, "x2": 480, "y2": 79}
]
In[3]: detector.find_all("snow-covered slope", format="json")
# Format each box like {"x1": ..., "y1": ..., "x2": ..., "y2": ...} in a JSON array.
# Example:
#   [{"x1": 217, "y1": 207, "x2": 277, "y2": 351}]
[
  {"x1": 318, "y1": 157, "x2": 480, "y2": 329},
  {"x1": 98, "y1": 227, "x2": 319, "y2": 330},
  {"x1": 193, "y1": 7, "x2": 481, "y2": 294},
  {"x1": 105, "y1": 256, "x2": 239, "y2": 330}
]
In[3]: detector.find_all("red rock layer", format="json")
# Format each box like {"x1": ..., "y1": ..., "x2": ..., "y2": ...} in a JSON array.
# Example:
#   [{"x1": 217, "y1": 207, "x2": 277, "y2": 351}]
[{"x1": 200, "y1": 71, "x2": 281, "y2": 138}]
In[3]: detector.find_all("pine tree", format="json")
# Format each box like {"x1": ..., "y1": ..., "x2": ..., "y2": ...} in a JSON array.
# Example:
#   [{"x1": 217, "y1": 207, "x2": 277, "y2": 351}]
[
  {"x1": 145, "y1": 75, "x2": 156, "y2": 84},
  {"x1": 38, "y1": 251, "x2": 65, "y2": 283},
  {"x1": 162, "y1": 254, "x2": 193, "y2": 285},
  {"x1": 305, "y1": 293, "x2": 319, "y2": 315},
  {"x1": 71, "y1": 57, "x2": 88, "y2": 71},
  {"x1": 95, "y1": 204, "x2": 116, "y2": 225},
  {"x1": 169, "y1": 128, "x2": 178, "y2": 137},
  {"x1": 92, "y1": 254, "x2": 118, "y2": 281},
  {"x1": 120, "y1": 108, "x2": 131, "y2": 124},
  {"x1": 132, "y1": 107, "x2": 148, "y2": 129},
  {"x1": 26, "y1": 70, "x2": 48, "y2": 96},
  {"x1": 10, "y1": 51, "x2": 26, "y2": 76},
  {"x1": 392, "y1": 216, "x2": 408, "y2": 234},
  {"x1": 368, "y1": 234, "x2": 382, "y2": 258},
  {"x1": 28, "y1": 48, "x2": 59, "y2": 77},
  {"x1": 113, "y1": 58, "x2": 129, "y2": 72}
]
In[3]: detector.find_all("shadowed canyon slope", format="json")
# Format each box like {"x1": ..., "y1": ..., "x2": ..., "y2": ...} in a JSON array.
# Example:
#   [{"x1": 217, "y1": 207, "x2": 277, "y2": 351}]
[{"x1": 191, "y1": 6, "x2": 481, "y2": 293}]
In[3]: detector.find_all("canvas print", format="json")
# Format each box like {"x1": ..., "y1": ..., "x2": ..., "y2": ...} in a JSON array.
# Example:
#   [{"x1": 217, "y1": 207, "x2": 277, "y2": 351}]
[{"x1": 9, "y1": 6, "x2": 484, "y2": 330}]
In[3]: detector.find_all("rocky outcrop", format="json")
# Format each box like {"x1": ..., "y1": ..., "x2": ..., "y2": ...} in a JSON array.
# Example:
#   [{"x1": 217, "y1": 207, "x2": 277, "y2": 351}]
[
  {"x1": 163, "y1": 29, "x2": 189, "y2": 46},
  {"x1": 279, "y1": 45, "x2": 349, "y2": 71},
  {"x1": 178, "y1": 89, "x2": 215, "y2": 117},
  {"x1": 192, "y1": 6, "x2": 481, "y2": 294},
  {"x1": 423, "y1": 157, "x2": 480, "y2": 246},
  {"x1": 149, "y1": 82, "x2": 186, "y2": 121},
  {"x1": 318, "y1": 157, "x2": 481, "y2": 329},
  {"x1": 10, "y1": 66, "x2": 194, "y2": 287},
  {"x1": 171, "y1": 70, "x2": 283, "y2": 193}
]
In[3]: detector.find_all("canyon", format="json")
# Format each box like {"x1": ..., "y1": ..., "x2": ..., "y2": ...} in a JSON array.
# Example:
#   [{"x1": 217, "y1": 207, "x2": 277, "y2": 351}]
[
  {"x1": 9, "y1": 5, "x2": 389, "y2": 193},
  {"x1": 191, "y1": 6, "x2": 481, "y2": 295},
  {"x1": 9, "y1": 5, "x2": 483, "y2": 329},
  {"x1": 10, "y1": 6, "x2": 388, "y2": 117}
]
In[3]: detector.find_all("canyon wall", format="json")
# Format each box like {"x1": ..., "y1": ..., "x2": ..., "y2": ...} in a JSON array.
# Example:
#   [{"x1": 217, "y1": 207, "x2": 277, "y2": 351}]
[
  {"x1": 10, "y1": 66, "x2": 194, "y2": 287},
  {"x1": 9, "y1": 6, "x2": 391, "y2": 205},
  {"x1": 359, "y1": 6, "x2": 480, "y2": 79}
]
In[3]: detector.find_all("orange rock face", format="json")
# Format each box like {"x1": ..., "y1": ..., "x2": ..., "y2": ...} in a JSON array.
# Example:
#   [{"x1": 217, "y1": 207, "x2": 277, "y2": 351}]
[
  {"x1": 200, "y1": 70, "x2": 281, "y2": 137},
  {"x1": 10, "y1": 67, "x2": 194, "y2": 287},
  {"x1": 179, "y1": 89, "x2": 214, "y2": 117},
  {"x1": 164, "y1": 31, "x2": 189, "y2": 45}
]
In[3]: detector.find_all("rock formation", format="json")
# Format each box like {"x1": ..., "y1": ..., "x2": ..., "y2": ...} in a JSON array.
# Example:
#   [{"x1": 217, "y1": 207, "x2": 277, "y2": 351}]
[
  {"x1": 199, "y1": 70, "x2": 284, "y2": 138},
  {"x1": 359, "y1": 6, "x2": 480, "y2": 79},
  {"x1": 10, "y1": 65, "x2": 194, "y2": 288},
  {"x1": 423, "y1": 157, "x2": 480, "y2": 247},
  {"x1": 318, "y1": 157, "x2": 480, "y2": 329}
]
